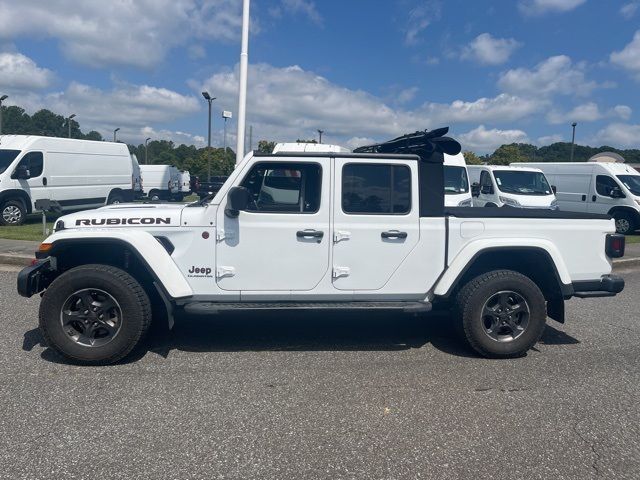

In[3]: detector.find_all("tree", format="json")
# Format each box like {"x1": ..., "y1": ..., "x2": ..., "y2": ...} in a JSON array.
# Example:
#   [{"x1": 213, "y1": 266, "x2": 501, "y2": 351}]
[
  {"x1": 488, "y1": 144, "x2": 530, "y2": 165},
  {"x1": 257, "y1": 140, "x2": 276, "y2": 154},
  {"x1": 462, "y1": 151, "x2": 483, "y2": 165}
]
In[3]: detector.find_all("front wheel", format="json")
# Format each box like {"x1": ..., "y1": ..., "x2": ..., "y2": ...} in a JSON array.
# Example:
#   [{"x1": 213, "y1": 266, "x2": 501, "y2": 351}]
[
  {"x1": 39, "y1": 264, "x2": 151, "y2": 365},
  {"x1": 1, "y1": 199, "x2": 26, "y2": 226},
  {"x1": 455, "y1": 270, "x2": 547, "y2": 358},
  {"x1": 614, "y1": 212, "x2": 636, "y2": 235}
]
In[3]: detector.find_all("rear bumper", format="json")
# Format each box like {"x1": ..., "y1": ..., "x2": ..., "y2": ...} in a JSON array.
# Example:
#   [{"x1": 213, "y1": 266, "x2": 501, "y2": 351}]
[{"x1": 571, "y1": 275, "x2": 625, "y2": 298}]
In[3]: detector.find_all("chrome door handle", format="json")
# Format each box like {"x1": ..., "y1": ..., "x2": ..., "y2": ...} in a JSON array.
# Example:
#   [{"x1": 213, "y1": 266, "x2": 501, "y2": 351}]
[
  {"x1": 381, "y1": 230, "x2": 407, "y2": 239},
  {"x1": 297, "y1": 229, "x2": 324, "y2": 239}
]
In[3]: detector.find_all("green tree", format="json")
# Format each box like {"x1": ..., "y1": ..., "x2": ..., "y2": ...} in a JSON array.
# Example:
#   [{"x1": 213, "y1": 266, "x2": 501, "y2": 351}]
[
  {"x1": 462, "y1": 151, "x2": 483, "y2": 165},
  {"x1": 489, "y1": 144, "x2": 531, "y2": 165},
  {"x1": 257, "y1": 140, "x2": 276, "y2": 154}
]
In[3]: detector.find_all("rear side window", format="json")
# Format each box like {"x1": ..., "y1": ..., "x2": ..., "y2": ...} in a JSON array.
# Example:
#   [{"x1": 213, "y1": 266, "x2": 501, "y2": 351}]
[
  {"x1": 342, "y1": 164, "x2": 411, "y2": 214},
  {"x1": 240, "y1": 162, "x2": 322, "y2": 213},
  {"x1": 596, "y1": 175, "x2": 619, "y2": 196},
  {"x1": 14, "y1": 152, "x2": 44, "y2": 178}
]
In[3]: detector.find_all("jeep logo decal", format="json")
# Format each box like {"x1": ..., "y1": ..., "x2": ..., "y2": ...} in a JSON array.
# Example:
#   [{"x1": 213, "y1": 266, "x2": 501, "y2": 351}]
[
  {"x1": 188, "y1": 266, "x2": 213, "y2": 278},
  {"x1": 75, "y1": 217, "x2": 171, "y2": 226}
]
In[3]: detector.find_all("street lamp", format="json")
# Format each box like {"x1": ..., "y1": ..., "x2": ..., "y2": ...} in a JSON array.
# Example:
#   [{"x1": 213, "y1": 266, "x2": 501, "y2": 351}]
[
  {"x1": 145, "y1": 137, "x2": 151, "y2": 164},
  {"x1": 222, "y1": 111, "x2": 233, "y2": 152},
  {"x1": 0, "y1": 94, "x2": 8, "y2": 135},
  {"x1": 113, "y1": 127, "x2": 120, "y2": 142},
  {"x1": 235, "y1": 0, "x2": 251, "y2": 166},
  {"x1": 67, "y1": 114, "x2": 76, "y2": 138},
  {"x1": 202, "y1": 91, "x2": 217, "y2": 182},
  {"x1": 570, "y1": 122, "x2": 577, "y2": 162},
  {"x1": 317, "y1": 129, "x2": 324, "y2": 144}
]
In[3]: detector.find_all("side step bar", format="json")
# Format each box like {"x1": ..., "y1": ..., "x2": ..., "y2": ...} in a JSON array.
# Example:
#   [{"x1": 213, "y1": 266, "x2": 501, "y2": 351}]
[{"x1": 183, "y1": 301, "x2": 432, "y2": 315}]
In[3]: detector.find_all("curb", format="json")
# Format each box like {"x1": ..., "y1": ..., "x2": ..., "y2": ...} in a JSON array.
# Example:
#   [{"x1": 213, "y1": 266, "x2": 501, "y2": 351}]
[
  {"x1": 613, "y1": 257, "x2": 640, "y2": 270},
  {"x1": 0, "y1": 254, "x2": 33, "y2": 267}
]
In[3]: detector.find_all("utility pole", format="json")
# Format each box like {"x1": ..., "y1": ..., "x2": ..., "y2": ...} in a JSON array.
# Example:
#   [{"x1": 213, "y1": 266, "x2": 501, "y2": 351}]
[
  {"x1": 67, "y1": 114, "x2": 76, "y2": 138},
  {"x1": 248, "y1": 125, "x2": 253, "y2": 152},
  {"x1": 113, "y1": 127, "x2": 120, "y2": 142},
  {"x1": 145, "y1": 137, "x2": 151, "y2": 164},
  {"x1": 202, "y1": 91, "x2": 216, "y2": 182},
  {"x1": 222, "y1": 111, "x2": 232, "y2": 152},
  {"x1": 235, "y1": 0, "x2": 250, "y2": 166},
  {"x1": 317, "y1": 129, "x2": 324, "y2": 144},
  {"x1": 570, "y1": 122, "x2": 577, "y2": 162},
  {"x1": 0, "y1": 95, "x2": 8, "y2": 135}
]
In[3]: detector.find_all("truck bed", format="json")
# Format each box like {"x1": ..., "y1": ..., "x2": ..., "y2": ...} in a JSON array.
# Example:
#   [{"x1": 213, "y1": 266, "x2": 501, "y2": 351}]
[{"x1": 445, "y1": 207, "x2": 611, "y2": 221}]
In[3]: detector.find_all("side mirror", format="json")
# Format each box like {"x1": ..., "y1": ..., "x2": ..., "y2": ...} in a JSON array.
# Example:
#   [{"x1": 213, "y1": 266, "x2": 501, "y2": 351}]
[
  {"x1": 14, "y1": 166, "x2": 30, "y2": 180},
  {"x1": 225, "y1": 186, "x2": 251, "y2": 218},
  {"x1": 552, "y1": 185, "x2": 557, "y2": 194},
  {"x1": 610, "y1": 187, "x2": 625, "y2": 199},
  {"x1": 481, "y1": 185, "x2": 493, "y2": 195},
  {"x1": 471, "y1": 183, "x2": 480, "y2": 197}
]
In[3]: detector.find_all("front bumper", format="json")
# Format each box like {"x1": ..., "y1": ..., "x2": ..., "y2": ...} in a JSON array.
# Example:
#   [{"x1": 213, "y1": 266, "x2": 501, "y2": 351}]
[
  {"x1": 571, "y1": 275, "x2": 625, "y2": 298},
  {"x1": 17, "y1": 259, "x2": 53, "y2": 298}
]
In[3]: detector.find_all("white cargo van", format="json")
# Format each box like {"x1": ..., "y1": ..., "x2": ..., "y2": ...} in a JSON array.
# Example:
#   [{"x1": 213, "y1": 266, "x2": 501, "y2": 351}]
[
  {"x1": 174, "y1": 170, "x2": 191, "y2": 201},
  {"x1": 139, "y1": 164, "x2": 179, "y2": 201},
  {"x1": 131, "y1": 154, "x2": 144, "y2": 200},
  {"x1": 444, "y1": 153, "x2": 472, "y2": 207},
  {"x1": 520, "y1": 162, "x2": 640, "y2": 234},
  {"x1": 468, "y1": 165, "x2": 558, "y2": 210},
  {"x1": 0, "y1": 135, "x2": 134, "y2": 225}
]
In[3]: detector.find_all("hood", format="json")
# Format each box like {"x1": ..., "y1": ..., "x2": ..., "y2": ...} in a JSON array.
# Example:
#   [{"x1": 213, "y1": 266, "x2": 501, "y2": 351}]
[
  {"x1": 507, "y1": 194, "x2": 556, "y2": 208},
  {"x1": 57, "y1": 202, "x2": 185, "y2": 229}
]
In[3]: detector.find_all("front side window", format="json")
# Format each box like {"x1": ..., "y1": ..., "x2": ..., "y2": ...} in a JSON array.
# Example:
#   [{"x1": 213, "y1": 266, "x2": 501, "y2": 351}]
[
  {"x1": 617, "y1": 175, "x2": 640, "y2": 196},
  {"x1": 15, "y1": 152, "x2": 44, "y2": 178},
  {"x1": 240, "y1": 162, "x2": 322, "y2": 213},
  {"x1": 596, "y1": 175, "x2": 621, "y2": 197},
  {"x1": 493, "y1": 171, "x2": 552, "y2": 196},
  {"x1": 480, "y1": 170, "x2": 492, "y2": 187},
  {"x1": 444, "y1": 166, "x2": 469, "y2": 194},
  {"x1": 342, "y1": 164, "x2": 411, "y2": 214},
  {"x1": 0, "y1": 149, "x2": 21, "y2": 175}
]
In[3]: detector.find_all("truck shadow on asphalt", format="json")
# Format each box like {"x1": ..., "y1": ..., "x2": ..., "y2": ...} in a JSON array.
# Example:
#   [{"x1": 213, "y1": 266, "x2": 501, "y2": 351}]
[{"x1": 22, "y1": 310, "x2": 581, "y2": 364}]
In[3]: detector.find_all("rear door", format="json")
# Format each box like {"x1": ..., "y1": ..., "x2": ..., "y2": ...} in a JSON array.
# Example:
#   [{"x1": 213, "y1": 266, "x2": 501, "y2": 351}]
[{"x1": 332, "y1": 159, "x2": 419, "y2": 290}]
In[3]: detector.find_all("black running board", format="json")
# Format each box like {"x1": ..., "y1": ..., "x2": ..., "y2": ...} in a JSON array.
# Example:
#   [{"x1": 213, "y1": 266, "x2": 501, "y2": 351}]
[{"x1": 183, "y1": 301, "x2": 432, "y2": 315}]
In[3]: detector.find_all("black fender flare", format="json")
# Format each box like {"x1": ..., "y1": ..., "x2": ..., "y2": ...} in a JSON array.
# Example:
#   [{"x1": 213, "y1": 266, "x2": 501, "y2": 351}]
[{"x1": 0, "y1": 189, "x2": 33, "y2": 214}]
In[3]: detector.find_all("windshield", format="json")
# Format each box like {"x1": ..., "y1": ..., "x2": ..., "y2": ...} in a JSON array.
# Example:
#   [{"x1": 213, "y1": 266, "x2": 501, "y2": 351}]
[
  {"x1": 0, "y1": 150, "x2": 21, "y2": 175},
  {"x1": 493, "y1": 170, "x2": 552, "y2": 196},
  {"x1": 444, "y1": 166, "x2": 469, "y2": 194},
  {"x1": 618, "y1": 175, "x2": 640, "y2": 196}
]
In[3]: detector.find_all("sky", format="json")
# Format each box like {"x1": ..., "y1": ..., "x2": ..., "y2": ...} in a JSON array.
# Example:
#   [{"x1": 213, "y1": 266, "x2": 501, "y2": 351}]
[{"x1": 0, "y1": 0, "x2": 639, "y2": 154}]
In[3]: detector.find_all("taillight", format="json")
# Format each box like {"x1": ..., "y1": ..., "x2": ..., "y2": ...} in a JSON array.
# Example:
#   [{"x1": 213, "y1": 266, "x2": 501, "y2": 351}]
[{"x1": 606, "y1": 234, "x2": 625, "y2": 258}]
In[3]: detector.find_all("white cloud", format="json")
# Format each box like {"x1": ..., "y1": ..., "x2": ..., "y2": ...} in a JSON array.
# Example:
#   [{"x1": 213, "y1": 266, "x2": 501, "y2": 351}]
[
  {"x1": 546, "y1": 103, "x2": 632, "y2": 124},
  {"x1": 345, "y1": 137, "x2": 377, "y2": 150},
  {"x1": 396, "y1": 87, "x2": 419, "y2": 105},
  {"x1": 0, "y1": 0, "x2": 243, "y2": 68},
  {"x1": 592, "y1": 123, "x2": 640, "y2": 148},
  {"x1": 611, "y1": 31, "x2": 640, "y2": 79},
  {"x1": 613, "y1": 105, "x2": 633, "y2": 120},
  {"x1": 404, "y1": 1, "x2": 442, "y2": 45},
  {"x1": 461, "y1": 33, "x2": 522, "y2": 66},
  {"x1": 0, "y1": 52, "x2": 53, "y2": 90},
  {"x1": 458, "y1": 125, "x2": 530, "y2": 153},
  {"x1": 498, "y1": 55, "x2": 599, "y2": 97},
  {"x1": 421, "y1": 94, "x2": 545, "y2": 124},
  {"x1": 519, "y1": 0, "x2": 587, "y2": 16},
  {"x1": 140, "y1": 126, "x2": 205, "y2": 147},
  {"x1": 621, "y1": 2, "x2": 640, "y2": 19},
  {"x1": 279, "y1": 0, "x2": 323, "y2": 25},
  {"x1": 537, "y1": 134, "x2": 564, "y2": 145}
]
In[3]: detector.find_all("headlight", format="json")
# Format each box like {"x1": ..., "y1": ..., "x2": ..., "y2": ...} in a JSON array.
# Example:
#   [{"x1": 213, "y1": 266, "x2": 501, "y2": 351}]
[
  {"x1": 550, "y1": 199, "x2": 559, "y2": 210},
  {"x1": 458, "y1": 198, "x2": 473, "y2": 207},
  {"x1": 499, "y1": 196, "x2": 521, "y2": 207}
]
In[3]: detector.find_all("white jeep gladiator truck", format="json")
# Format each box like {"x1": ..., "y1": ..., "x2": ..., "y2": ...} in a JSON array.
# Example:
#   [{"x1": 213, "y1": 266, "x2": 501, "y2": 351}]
[{"x1": 17, "y1": 129, "x2": 626, "y2": 365}]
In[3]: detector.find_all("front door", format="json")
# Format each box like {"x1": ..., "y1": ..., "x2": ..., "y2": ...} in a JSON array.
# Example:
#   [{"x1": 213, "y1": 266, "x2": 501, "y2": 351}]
[
  {"x1": 12, "y1": 151, "x2": 47, "y2": 208},
  {"x1": 215, "y1": 159, "x2": 330, "y2": 291},
  {"x1": 332, "y1": 159, "x2": 420, "y2": 291},
  {"x1": 588, "y1": 174, "x2": 621, "y2": 215}
]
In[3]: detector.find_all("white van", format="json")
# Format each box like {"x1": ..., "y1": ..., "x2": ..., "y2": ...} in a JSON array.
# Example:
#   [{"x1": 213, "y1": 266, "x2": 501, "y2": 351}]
[
  {"x1": 131, "y1": 154, "x2": 144, "y2": 199},
  {"x1": 520, "y1": 161, "x2": 640, "y2": 234},
  {"x1": 174, "y1": 170, "x2": 191, "y2": 201},
  {"x1": 139, "y1": 164, "x2": 179, "y2": 201},
  {"x1": 0, "y1": 135, "x2": 134, "y2": 225},
  {"x1": 444, "y1": 152, "x2": 472, "y2": 207},
  {"x1": 468, "y1": 165, "x2": 558, "y2": 210}
]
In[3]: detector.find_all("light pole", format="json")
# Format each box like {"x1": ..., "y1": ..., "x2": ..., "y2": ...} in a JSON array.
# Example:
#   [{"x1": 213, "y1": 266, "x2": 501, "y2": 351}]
[
  {"x1": 235, "y1": 0, "x2": 251, "y2": 166},
  {"x1": 113, "y1": 127, "x2": 120, "y2": 142},
  {"x1": 145, "y1": 137, "x2": 151, "y2": 164},
  {"x1": 0, "y1": 94, "x2": 8, "y2": 135},
  {"x1": 202, "y1": 91, "x2": 217, "y2": 182},
  {"x1": 570, "y1": 122, "x2": 577, "y2": 162},
  {"x1": 222, "y1": 111, "x2": 233, "y2": 152},
  {"x1": 317, "y1": 129, "x2": 324, "y2": 144},
  {"x1": 67, "y1": 114, "x2": 76, "y2": 138}
]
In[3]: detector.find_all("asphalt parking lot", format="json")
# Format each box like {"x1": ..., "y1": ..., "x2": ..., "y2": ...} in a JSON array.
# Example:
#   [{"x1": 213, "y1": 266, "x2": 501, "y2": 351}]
[{"x1": 1, "y1": 266, "x2": 639, "y2": 480}]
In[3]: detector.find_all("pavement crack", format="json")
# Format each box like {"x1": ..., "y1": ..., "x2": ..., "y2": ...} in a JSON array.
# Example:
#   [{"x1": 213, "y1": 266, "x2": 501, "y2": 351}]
[{"x1": 572, "y1": 416, "x2": 603, "y2": 478}]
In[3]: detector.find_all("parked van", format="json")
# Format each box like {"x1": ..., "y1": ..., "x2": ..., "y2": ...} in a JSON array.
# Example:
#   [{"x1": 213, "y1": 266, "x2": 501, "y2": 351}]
[
  {"x1": 131, "y1": 154, "x2": 144, "y2": 200},
  {"x1": 139, "y1": 164, "x2": 179, "y2": 201},
  {"x1": 444, "y1": 152, "x2": 472, "y2": 207},
  {"x1": 468, "y1": 165, "x2": 558, "y2": 210},
  {"x1": 520, "y1": 161, "x2": 640, "y2": 234},
  {"x1": 0, "y1": 135, "x2": 134, "y2": 225},
  {"x1": 174, "y1": 170, "x2": 191, "y2": 201}
]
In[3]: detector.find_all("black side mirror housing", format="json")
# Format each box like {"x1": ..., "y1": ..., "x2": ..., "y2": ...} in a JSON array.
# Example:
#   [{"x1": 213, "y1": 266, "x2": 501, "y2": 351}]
[
  {"x1": 471, "y1": 183, "x2": 480, "y2": 197},
  {"x1": 13, "y1": 166, "x2": 30, "y2": 180},
  {"x1": 610, "y1": 187, "x2": 625, "y2": 199},
  {"x1": 552, "y1": 185, "x2": 557, "y2": 194},
  {"x1": 225, "y1": 186, "x2": 251, "y2": 218}
]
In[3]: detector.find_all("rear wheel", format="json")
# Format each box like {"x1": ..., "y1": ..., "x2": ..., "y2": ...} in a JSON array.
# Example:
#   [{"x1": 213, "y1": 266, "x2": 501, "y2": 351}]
[
  {"x1": 0, "y1": 199, "x2": 26, "y2": 226},
  {"x1": 455, "y1": 270, "x2": 547, "y2": 358},
  {"x1": 39, "y1": 264, "x2": 151, "y2": 365},
  {"x1": 613, "y1": 212, "x2": 635, "y2": 235},
  {"x1": 107, "y1": 191, "x2": 125, "y2": 204},
  {"x1": 148, "y1": 190, "x2": 161, "y2": 201}
]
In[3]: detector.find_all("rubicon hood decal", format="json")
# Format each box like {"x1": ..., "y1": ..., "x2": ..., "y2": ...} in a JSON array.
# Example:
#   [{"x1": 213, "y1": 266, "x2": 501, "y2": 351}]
[
  {"x1": 57, "y1": 205, "x2": 184, "y2": 229},
  {"x1": 75, "y1": 217, "x2": 172, "y2": 226}
]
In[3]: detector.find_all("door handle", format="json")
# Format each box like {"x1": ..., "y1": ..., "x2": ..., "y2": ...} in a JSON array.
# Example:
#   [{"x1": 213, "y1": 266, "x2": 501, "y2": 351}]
[
  {"x1": 592, "y1": 195, "x2": 597, "y2": 202},
  {"x1": 581, "y1": 195, "x2": 586, "y2": 201},
  {"x1": 42, "y1": 177, "x2": 47, "y2": 186},
  {"x1": 381, "y1": 230, "x2": 408, "y2": 239},
  {"x1": 296, "y1": 229, "x2": 324, "y2": 239}
]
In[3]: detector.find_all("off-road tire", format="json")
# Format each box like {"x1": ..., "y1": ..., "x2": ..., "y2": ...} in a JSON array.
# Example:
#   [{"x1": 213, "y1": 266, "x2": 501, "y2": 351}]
[
  {"x1": 0, "y1": 199, "x2": 27, "y2": 226},
  {"x1": 39, "y1": 264, "x2": 151, "y2": 365},
  {"x1": 455, "y1": 270, "x2": 547, "y2": 358}
]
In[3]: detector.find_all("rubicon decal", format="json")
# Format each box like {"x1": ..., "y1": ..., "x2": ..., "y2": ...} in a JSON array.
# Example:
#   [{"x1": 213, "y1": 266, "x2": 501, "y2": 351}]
[{"x1": 75, "y1": 217, "x2": 172, "y2": 226}]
